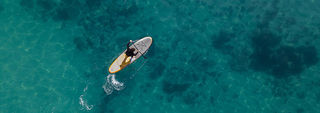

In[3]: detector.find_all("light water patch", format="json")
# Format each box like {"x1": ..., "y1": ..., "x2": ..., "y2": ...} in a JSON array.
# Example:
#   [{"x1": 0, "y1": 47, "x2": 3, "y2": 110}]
[{"x1": 102, "y1": 74, "x2": 125, "y2": 95}]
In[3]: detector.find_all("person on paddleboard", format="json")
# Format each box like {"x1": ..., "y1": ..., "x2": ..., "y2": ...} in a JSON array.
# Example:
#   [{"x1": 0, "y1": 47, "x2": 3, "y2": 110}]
[
  {"x1": 120, "y1": 40, "x2": 137, "y2": 67},
  {"x1": 125, "y1": 40, "x2": 138, "y2": 58}
]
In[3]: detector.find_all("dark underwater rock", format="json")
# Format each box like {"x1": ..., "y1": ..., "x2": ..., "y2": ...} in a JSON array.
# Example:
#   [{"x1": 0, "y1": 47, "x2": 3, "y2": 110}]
[
  {"x1": 249, "y1": 0, "x2": 319, "y2": 78},
  {"x1": 251, "y1": 31, "x2": 281, "y2": 49},
  {"x1": 251, "y1": 45, "x2": 318, "y2": 78},
  {"x1": 250, "y1": 29, "x2": 318, "y2": 78},
  {"x1": 212, "y1": 30, "x2": 234, "y2": 50}
]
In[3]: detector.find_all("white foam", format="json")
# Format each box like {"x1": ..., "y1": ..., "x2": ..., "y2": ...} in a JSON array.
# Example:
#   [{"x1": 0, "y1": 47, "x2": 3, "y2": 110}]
[
  {"x1": 110, "y1": 74, "x2": 124, "y2": 91},
  {"x1": 102, "y1": 79, "x2": 113, "y2": 95},
  {"x1": 102, "y1": 74, "x2": 125, "y2": 95}
]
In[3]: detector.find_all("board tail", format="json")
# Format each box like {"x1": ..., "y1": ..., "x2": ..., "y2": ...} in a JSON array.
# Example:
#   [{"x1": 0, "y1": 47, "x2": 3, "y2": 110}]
[{"x1": 102, "y1": 74, "x2": 125, "y2": 95}]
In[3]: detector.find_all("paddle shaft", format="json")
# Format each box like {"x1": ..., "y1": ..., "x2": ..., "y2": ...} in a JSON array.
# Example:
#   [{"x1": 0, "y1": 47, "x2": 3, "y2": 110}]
[
  {"x1": 133, "y1": 44, "x2": 147, "y2": 59},
  {"x1": 131, "y1": 40, "x2": 147, "y2": 59}
]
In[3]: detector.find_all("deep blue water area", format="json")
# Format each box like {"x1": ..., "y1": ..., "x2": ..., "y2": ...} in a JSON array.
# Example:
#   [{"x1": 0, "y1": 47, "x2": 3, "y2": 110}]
[{"x1": 1, "y1": 0, "x2": 320, "y2": 113}]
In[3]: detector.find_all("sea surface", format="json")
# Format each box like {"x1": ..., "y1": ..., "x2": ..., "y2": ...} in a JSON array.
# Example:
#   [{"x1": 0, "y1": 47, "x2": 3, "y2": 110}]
[{"x1": 1, "y1": 0, "x2": 320, "y2": 113}]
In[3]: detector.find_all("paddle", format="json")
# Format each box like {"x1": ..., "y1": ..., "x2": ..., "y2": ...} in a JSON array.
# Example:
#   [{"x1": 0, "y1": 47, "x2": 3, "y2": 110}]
[
  {"x1": 123, "y1": 40, "x2": 148, "y2": 59},
  {"x1": 132, "y1": 40, "x2": 148, "y2": 59}
]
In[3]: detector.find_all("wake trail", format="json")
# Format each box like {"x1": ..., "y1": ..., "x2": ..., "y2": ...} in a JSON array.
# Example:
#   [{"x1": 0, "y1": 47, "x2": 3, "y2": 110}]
[
  {"x1": 102, "y1": 74, "x2": 125, "y2": 95},
  {"x1": 79, "y1": 85, "x2": 93, "y2": 111}
]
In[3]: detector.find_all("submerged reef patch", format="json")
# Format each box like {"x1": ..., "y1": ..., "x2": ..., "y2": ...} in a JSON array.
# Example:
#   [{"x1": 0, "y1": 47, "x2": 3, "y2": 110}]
[
  {"x1": 248, "y1": 0, "x2": 318, "y2": 78},
  {"x1": 212, "y1": 30, "x2": 234, "y2": 51},
  {"x1": 250, "y1": 31, "x2": 318, "y2": 78}
]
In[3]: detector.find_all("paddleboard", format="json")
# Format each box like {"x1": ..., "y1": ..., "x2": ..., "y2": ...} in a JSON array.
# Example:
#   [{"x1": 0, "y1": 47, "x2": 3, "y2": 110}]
[{"x1": 108, "y1": 37, "x2": 152, "y2": 73}]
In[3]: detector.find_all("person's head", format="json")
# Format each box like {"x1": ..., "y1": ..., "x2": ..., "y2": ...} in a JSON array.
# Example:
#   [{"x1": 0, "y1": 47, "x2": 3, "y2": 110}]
[{"x1": 129, "y1": 48, "x2": 135, "y2": 51}]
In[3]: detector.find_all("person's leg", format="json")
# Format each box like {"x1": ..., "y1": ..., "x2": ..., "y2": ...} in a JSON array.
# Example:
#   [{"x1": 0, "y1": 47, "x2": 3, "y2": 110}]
[
  {"x1": 125, "y1": 56, "x2": 132, "y2": 63},
  {"x1": 121, "y1": 55, "x2": 129, "y2": 67}
]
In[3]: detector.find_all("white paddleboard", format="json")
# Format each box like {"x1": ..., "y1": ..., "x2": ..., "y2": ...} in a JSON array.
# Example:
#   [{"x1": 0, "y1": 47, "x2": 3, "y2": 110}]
[{"x1": 108, "y1": 37, "x2": 152, "y2": 73}]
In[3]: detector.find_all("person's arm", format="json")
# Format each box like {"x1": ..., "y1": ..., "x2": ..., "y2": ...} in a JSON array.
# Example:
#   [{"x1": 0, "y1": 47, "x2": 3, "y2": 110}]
[{"x1": 127, "y1": 40, "x2": 133, "y2": 50}]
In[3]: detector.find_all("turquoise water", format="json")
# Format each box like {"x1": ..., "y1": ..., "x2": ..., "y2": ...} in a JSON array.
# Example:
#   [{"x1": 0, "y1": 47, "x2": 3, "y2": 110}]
[{"x1": 1, "y1": 0, "x2": 320, "y2": 113}]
